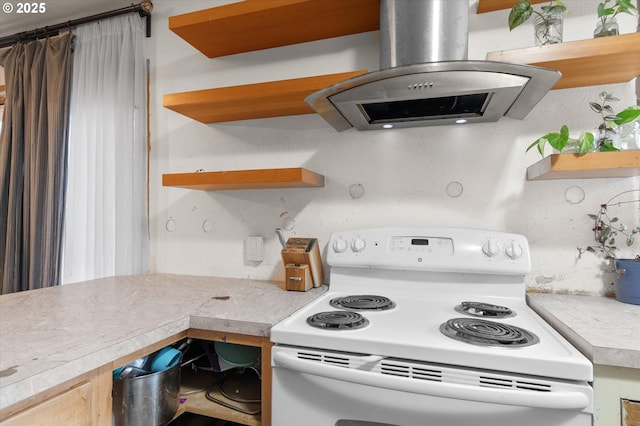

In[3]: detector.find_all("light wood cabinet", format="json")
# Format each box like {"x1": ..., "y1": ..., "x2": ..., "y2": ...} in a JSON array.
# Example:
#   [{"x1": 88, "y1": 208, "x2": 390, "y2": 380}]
[
  {"x1": 0, "y1": 366, "x2": 112, "y2": 426},
  {"x1": 1, "y1": 383, "x2": 93, "y2": 426}
]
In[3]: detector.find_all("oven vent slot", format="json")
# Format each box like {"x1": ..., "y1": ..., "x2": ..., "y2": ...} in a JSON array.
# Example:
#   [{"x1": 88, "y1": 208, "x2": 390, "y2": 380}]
[
  {"x1": 324, "y1": 355, "x2": 351, "y2": 367},
  {"x1": 380, "y1": 362, "x2": 442, "y2": 382},
  {"x1": 297, "y1": 351, "x2": 323, "y2": 362},
  {"x1": 515, "y1": 380, "x2": 552, "y2": 392},
  {"x1": 479, "y1": 375, "x2": 552, "y2": 392},
  {"x1": 296, "y1": 351, "x2": 351, "y2": 367}
]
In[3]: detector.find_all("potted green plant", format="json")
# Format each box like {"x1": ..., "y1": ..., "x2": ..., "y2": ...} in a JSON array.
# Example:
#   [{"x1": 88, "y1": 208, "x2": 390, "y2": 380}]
[
  {"x1": 578, "y1": 189, "x2": 640, "y2": 305},
  {"x1": 594, "y1": 0, "x2": 638, "y2": 37},
  {"x1": 526, "y1": 91, "x2": 640, "y2": 157},
  {"x1": 509, "y1": 0, "x2": 567, "y2": 45}
]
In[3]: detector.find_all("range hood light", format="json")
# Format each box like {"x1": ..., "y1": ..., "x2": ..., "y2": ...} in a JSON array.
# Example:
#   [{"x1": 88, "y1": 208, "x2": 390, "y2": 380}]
[
  {"x1": 382, "y1": 124, "x2": 395, "y2": 129},
  {"x1": 455, "y1": 119, "x2": 468, "y2": 124}
]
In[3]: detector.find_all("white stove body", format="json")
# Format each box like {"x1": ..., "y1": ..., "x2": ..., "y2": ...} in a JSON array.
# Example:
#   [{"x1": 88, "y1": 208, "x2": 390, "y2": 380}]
[{"x1": 271, "y1": 228, "x2": 593, "y2": 426}]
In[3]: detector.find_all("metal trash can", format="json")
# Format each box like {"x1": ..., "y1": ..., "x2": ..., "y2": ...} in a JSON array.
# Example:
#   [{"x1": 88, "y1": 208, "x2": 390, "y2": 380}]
[{"x1": 112, "y1": 361, "x2": 181, "y2": 426}]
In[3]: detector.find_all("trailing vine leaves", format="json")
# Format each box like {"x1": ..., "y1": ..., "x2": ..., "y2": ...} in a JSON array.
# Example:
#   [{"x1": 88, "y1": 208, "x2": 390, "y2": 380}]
[
  {"x1": 527, "y1": 92, "x2": 640, "y2": 157},
  {"x1": 580, "y1": 190, "x2": 640, "y2": 261},
  {"x1": 589, "y1": 93, "x2": 640, "y2": 152}
]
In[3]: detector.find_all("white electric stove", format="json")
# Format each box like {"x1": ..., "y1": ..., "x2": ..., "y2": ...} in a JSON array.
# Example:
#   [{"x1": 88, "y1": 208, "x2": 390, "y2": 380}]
[{"x1": 271, "y1": 227, "x2": 593, "y2": 426}]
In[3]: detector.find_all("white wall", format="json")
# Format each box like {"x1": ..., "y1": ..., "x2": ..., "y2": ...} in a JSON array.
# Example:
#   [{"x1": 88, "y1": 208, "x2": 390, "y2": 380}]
[{"x1": 148, "y1": 0, "x2": 639, "y2": 296}]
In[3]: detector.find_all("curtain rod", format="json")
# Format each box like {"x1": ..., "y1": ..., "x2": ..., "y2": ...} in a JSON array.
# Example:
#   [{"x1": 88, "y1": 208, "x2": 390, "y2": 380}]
[{"x1": 0, "y1": 0, "x2": 153, "y2": 49}]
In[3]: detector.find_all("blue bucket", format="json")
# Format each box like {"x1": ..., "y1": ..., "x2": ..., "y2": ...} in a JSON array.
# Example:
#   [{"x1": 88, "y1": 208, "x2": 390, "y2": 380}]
[{"x1": 615, "y1": 259, "x2": 640, "y2": 305}]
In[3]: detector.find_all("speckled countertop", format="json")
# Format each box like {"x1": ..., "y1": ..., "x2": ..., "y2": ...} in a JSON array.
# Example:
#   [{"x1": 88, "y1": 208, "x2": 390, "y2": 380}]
[
  {"x1": 527, "y1": 293, "x2": 640, "y2": 369},
  {"x1": 0, "y1": 274, "x2": 326, "y2": 414}
]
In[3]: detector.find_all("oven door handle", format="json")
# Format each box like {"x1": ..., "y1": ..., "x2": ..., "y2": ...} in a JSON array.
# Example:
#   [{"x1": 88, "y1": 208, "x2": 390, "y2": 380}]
[{"x1": 273, "y1": 351, "x2": 590, "y2": 411}]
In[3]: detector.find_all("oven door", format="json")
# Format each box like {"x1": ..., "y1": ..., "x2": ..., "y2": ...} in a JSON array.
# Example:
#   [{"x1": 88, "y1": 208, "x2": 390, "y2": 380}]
[{"x1": 272, "y1": 346, "x2": 593, "y2": 426}]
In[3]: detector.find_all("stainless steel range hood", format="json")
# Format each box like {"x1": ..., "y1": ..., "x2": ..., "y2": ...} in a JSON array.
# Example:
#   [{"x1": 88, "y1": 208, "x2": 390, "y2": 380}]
[{"x1": 305, "y1": 0, "x2": 561, "y2": 131}]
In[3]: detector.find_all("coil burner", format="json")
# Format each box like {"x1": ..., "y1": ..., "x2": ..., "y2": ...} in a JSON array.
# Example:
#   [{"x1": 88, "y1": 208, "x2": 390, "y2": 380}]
[
  {"x1": 307, "y1": 311, "x2": 369, "y2": 330},
  {"x1": 330, "y1": 295, "x2": 396, "y2": 311},
  {"x1": 455, "y1": 301, "x2": 515, "y2": 318},
  {"x1": 440, "y1": 318, "x2": 539, "y2": 348}
]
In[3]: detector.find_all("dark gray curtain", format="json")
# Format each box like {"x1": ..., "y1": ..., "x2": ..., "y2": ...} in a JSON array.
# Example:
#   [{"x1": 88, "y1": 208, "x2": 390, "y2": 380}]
[{"x1": 0, "y1": 33, "x2": 74, "y2": 294}]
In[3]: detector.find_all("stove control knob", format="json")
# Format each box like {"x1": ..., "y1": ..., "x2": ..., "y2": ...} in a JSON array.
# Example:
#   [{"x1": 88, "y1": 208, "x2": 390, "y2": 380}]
[
  {"x1": 333, "y1": 237, "x2": 348, "y2": 253},
  {"x1": 505, "y1": 241, "x2": 523, "y2": 259},
  {"x1": 481, "y1": 239, "x2": 500, "y2": 257},
  {"x1": 351, "y1": 237, "x2": 366, "y2": 253}
]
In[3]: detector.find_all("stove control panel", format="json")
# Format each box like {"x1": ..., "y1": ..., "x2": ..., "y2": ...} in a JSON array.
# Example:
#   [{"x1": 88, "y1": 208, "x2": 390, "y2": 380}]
[{"x1": 327, "y1": 227, "x2": 531, "y2": 274}]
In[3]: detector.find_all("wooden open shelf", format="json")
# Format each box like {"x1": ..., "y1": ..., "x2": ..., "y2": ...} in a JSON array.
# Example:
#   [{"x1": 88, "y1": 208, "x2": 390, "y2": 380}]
[
  {"x1": 477, "y1": 0, "x2": 547, "y2": 14},
  {"x1": 526, "y1": 150, "x2": 640, "y2": 180},
  {"x1": 163, "y1": 71, "x2": 367, "y2": 124},
  {"x1": 168, "y1": 0, "x2": 380, "y2": 58},
  {"x1": 486, "y1": 33, "x2": 640, "y2": 90},
  {"x1": 163, "y1": 168, "x2": 324, "y2": 191}
]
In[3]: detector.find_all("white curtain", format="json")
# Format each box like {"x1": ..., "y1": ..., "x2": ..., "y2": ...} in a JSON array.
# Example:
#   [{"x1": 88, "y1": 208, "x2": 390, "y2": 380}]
[{"x1": 62, "y1": 14, "x2": 148, "y2": 283}]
